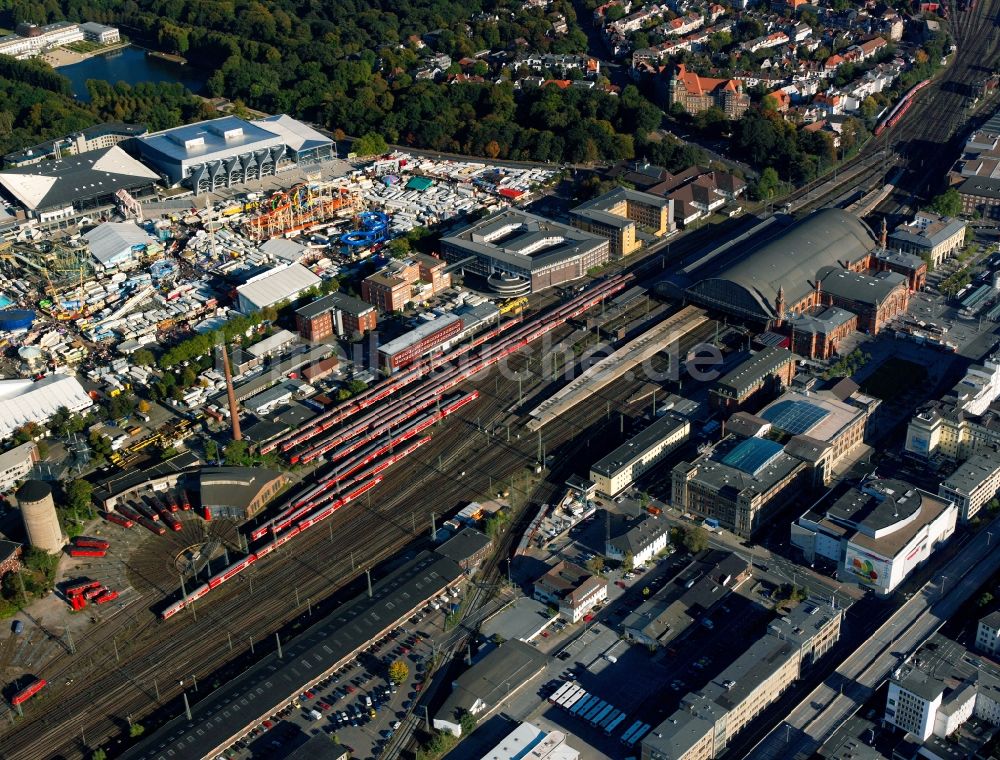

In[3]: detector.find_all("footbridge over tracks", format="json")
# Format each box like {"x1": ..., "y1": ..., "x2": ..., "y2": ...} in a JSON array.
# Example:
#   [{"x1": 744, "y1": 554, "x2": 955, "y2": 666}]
[{"x1": 525, "y1": 305, "x2": 708, "y2": 431}]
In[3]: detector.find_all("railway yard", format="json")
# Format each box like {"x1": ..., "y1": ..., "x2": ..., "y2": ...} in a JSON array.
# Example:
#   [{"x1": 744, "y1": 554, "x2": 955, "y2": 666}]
[{"x1": 1, "y1": 2, "x2": 1000, "y2": 757}]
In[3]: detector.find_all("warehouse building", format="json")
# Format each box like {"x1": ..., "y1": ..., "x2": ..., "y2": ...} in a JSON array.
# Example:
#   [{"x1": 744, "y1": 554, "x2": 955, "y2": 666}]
[
  {"x1": 0, "y1": 374, "x2": 93, "y2": 441},
  {"x1": 198, "y1": 467, "x2": 288, "y2": 521},
  {"x1": 440, "y1": 209, "x2": 609, "y2": 295},
  {"x1": 938, "y1": 448, "x2": 1000, "y2": 521},
  {"x1": 237, "y1": 264, "x2": 322, "y2": 313},
  {"x1": 133, "y1": 115, "x2": 334, "y2": 194},
  {"x1": 791, "y1": 479, "x2": 957, "y2": 595},
  {"x1": 120, "y1": 550, "x2": 464, "y2": 760},
  {"x1": 589, "y1": 412, "x2": 690, "y2": 496},
  {"x1": 377, "y1": 314, "x2": 463, "y2": 373},
  {"x1": 481, "y1": 723, "x2": 579, "y2": 760},
  {"x1": 570, "y1": 186, "x2": 674, "y2": 258},
  {"x1": 84, "y1": 221, "x2": 157, "y2": 270},
  {"x1": 434, "y1": 640, "x2": 549, "y2": 737},
  {"x1": 643, "y1": 598, "x2": 842, "y2": 760},
  {"x1": 709, "y1": 347, "x2": 797, "y2": 413},
  {"x1": 296, "y1": 292, "x2": 377, "y2": 340},
  {"x1": 0, "y1": 146, "x2": 159, "y2": 224}
]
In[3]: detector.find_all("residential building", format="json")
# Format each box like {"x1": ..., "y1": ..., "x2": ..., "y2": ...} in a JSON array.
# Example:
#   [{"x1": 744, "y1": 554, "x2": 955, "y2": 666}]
[
  {"x1": 709, "y1": 347, "x2": 797, "y2": 413},
  {"x1": 938, "y1": 448, "x2": 1000, "y2": 521},
  {"x1": 533, "y1": 560, "x2": 608, "y2": 623},
  {"x1": 605, "y1": 513, "x2": 671, "y2": 566},
  {"x1": 361, "y1": 254, "x2": 451, "y2": 312},
  {"x1": 667, "y1": 63, "x2": 750, "y2": 118},
  {"x1": 295, "y1": 292, "x2": 377, "y2": 340},
  {"x1": 570, "y1": 187, "x2": 674, "y2": 258},
  {"x1": 433, "y1": 640, "x2": 548, "y2": 737},
  {"x1": 440, "y1": 209, "x2": 609, "y2": 295},
  {"x1": 671, "y1": 436, "x2": 812, "y2": 537},
  {"x1": 237, "y1": 264, "x2": 322, "y2": 313},
  {"x1": 885, "y1": 633, "x2": 1000, "y2": 742},
  {"x1": 0, "y1": 442, "x2": 39, "y2": 493},
  {"x1": 791, "y1": 479, "x2": 957, "y2": 595},
  {"x1": 647, "y1": 166, "x2": 746, "y2": 227},
  {"x1": 377, "y1": 314, "x2": 463, "y2": 373},
  {"x1": 889, "y1": 212, "x2": 967, "y2": 268},
  {"x1": 589, "y1": 412, "x2": 690, "y2": 496},
  {"x1": 976, "y1": 611, "x2": 1000, "y2": 657},
  {"x1": 642, "y1": 598, "x2": 842, "y2": 759}
]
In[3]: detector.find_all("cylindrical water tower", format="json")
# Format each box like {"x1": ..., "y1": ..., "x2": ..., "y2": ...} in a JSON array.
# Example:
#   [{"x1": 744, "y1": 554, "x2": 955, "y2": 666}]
[{"x1": 16, "y1": 480, "x2": 64, "y2": 554}]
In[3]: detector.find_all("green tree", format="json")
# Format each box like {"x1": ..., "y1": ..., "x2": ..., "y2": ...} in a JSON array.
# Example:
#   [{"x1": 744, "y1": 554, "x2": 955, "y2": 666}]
[
  {"x1": 979, "y1": 592, "x2": 995, "y2": 607},
  {"x1": 622, "y1": 552, "x2": 634, "y2": 573},
  {"x1": 683, "y1": 526, "x2": 709, "y2": 554},
  {"x1": 929, "y1": 187, "x2": 963, "y2": 217},
  {"x1": 204, "y1": 438, "x2": 219, "y2": 462},
  {"x1": 586, "y1": 556, "x2": 605, "y2": 574},
  {"x1": 755, "y1": 167, "x2": 780, "y2": 201},
  {"x1": 132, "y1": 349, "x2": 156, "y2": 367},
  {"x1": 91, "y1": 750, "x2": 107, "y2": 760},
  {"x1": 354, "y1": 132, "x2": 388, "y2": 156},
  {"x1": 67, "y1": 479, "x2": 93, "y2": 514},
  {"x1": 459, "y1": 710, "x2": 477, "y2": 735},
  {"x1": 388, "y1": 659, "x2": 409, "y2": 684},
  {"x1": 129, "y1": 723, "x2": 145, "y2": 738}
]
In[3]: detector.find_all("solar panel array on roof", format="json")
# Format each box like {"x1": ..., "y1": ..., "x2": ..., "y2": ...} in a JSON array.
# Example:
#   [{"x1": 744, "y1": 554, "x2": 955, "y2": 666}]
[
  {"x1": 761, "y1": 400, "x2": 830, "y2": 435},
  {"x1": 721, "y1": 437, "x2": 784, "y2": 475}
]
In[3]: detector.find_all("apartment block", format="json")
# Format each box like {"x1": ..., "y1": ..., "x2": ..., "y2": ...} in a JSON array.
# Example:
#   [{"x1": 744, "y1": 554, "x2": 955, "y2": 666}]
[{"x1": 938, "y1": 448, "x2": 1000, "y2": 521}]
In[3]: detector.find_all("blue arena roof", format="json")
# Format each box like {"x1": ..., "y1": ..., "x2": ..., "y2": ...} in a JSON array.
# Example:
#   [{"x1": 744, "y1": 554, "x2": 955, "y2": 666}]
[
  {"x1": 721, "y1": 437, "x2": 784, "y2": 475},
  {"x1": 761, "y1": 400, "x2": 830, "y2": 435},
  {"x1": 137, "y1": 116, "x2": 282, "y2": 162}
]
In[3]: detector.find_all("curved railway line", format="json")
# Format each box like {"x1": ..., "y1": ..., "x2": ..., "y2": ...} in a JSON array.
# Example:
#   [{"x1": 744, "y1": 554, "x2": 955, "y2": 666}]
[{"x1": 0, "y1": 283, "x2": 717, "y2": 759}]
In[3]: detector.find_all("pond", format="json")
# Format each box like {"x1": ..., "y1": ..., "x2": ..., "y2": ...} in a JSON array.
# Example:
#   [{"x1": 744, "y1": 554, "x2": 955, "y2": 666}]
[{"x1": 59, "y1": 46, "x2": 208, "y2": 101}]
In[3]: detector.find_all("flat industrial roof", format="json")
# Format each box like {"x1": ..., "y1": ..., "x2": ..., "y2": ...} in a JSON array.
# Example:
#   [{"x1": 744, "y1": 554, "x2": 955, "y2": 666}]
[
  {"x1": 121, "y1": 551, "x2": 463, "y2": 760},
  {"x1": 591, "y1": 412, "x2": 689, "y2": 478},
  {"x1": 237, "y1": 264, "x2": 322, "y2": 311},
  {"x1": 137, "y1": 116, "x2": 283, "y2": 163},
  {"x1": 378, "y1": 314, "x2": 460, "y2": 358},
  {"x1": 714, "y1": 347, "x2": 795, "y2": 397}
]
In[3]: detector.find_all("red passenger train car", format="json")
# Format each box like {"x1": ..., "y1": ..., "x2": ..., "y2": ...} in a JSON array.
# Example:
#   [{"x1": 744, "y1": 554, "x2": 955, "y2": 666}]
[
  {"x1": 10, "y1": 678, "x2": 46, "y2": 706},
  {"x1": 73, "y1": 537, "x2": 110, "y2": 550}
]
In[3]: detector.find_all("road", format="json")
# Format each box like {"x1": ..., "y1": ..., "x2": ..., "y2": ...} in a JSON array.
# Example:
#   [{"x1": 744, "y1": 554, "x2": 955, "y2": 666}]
[{"x1": 745, "y1": 518, "x2": 1000, "y2": 760}]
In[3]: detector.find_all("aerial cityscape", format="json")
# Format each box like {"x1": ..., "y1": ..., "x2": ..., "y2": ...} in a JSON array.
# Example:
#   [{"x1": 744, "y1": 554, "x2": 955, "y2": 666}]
[{"x1": 0, "y1": 1, "x2": 997, "y2": 760}]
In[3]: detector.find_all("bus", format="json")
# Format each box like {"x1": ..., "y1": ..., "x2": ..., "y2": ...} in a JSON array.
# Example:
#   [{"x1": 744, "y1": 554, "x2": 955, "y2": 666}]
[
  {"x1": 604, "y1": 712, "x2": 627, "y2": 736},
  {"x1": 590, "y1": 704, "x2": 615, "y2": 727},
  {"x1": 583, "y1": 700, "x2": 608, "y2": 723},
  {"x1": 625, "y1": 723, "x2": 652, "y2": 748},
  {"x1": 620, "y1": 720, "x2": 645, "y2": 746},
  {"x1": 571, "y1": 695, "x2": 597, "y2": 718},
  {"x1": 549, "y1": 682, "x2": 572, "y2": 705}
]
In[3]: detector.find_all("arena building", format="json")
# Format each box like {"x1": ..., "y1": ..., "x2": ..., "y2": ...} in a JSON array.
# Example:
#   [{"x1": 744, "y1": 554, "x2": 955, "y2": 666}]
[
  {"x1": 440, "y1": 209, "x2": 609, "y2": 295},
  {"x1": 685, "y1": 209, "x2": 909, "y2": 335},
  {"x1": 133, "y1": 115, "x2": 334, "y2": 194},
  {"x1": 0, "y1": 146, "x2": 159, "y2": 224}
]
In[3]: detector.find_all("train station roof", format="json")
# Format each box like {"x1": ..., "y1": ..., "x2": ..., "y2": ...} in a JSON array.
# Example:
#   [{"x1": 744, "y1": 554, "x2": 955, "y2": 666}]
[{"x1": 120, "y1": 550, "x2": 463, "y2": 760}]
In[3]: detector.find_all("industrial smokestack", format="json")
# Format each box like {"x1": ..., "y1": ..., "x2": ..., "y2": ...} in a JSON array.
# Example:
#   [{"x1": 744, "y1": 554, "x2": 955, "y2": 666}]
[{"x1": 219, "y1": 343, "x2": 242, "y2": 442}]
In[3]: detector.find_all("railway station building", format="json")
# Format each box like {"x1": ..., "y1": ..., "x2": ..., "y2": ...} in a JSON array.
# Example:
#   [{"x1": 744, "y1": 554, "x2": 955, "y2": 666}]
[
  {"x1": 440, "y1": 209, "x2": 609, "y2": 295},
  {"x1": 685, "y1": 209, "x2": 910, "y2": 337},
  {"x1": 708, "y1": 347, "x2": 797, "y2": 414},
  {"x1": 198, "y1": 467, "x2": 288, "y2": 521},
  {"x1": 132, "y1": 114, "x2": 334, "y2": 194}
]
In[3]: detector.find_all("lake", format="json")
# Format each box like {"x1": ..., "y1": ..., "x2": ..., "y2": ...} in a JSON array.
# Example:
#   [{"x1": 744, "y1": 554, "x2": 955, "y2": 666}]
[{"x1": 59, "y1": 46, "x2": 207, "y2": 101}]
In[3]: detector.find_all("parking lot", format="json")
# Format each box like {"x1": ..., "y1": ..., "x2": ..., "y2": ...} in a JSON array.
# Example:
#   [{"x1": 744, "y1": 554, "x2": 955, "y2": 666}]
[{"x1": 216, "y1": 595, "x2": 456, "y2": 760}]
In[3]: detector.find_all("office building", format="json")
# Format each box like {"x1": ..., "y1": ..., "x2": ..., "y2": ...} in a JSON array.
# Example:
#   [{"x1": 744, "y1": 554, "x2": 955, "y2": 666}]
[
  {"x1": 976, "y1": 611, "x2": 1000, "y2": 657},
  {"x1": 590, "y1": 412, "x2": 690, "y2": 497},
  {"x1": 709, "y1": 348, "x2": 797, "y2": 413},
  {"x1": 377, "y1": 314, "x2": 463, "y2": 373},
  {"x1": 889, "y1": 212, "x2": 966, "y2": 268},
  {"x1": 570, "y1": 187, "x2": 673, "y2": 258},
  {"x1": 296, "y1": 292, "x2": 377, "y2": 340},
  {"x1": 361, "y1": 254, "x2": 451, "y2": 313},
  {"x1": 642, "y1": 598, "x2": 842, "y2": 759},
  {"x1": 605, "y1": 513, "x2": 672, "y2": 566},
  {"x1": 0, "y1": 442, "x2": 39, "y2": 493},
  {"x1": 4, "y1": 122, "x2": 146, "y2": 168},
  {"x1": 938, "y1": 448, "x2": 1000, "y2": 521}
]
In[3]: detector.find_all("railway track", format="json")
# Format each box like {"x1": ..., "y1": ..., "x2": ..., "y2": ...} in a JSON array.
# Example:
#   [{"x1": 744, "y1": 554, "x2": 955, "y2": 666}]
[
  {"x1": 0, "y1": 293, "x2": 719, "y2": 759},
  {"x1": 875, "y1": 0, "x2": 1000, "y2": 214}
]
